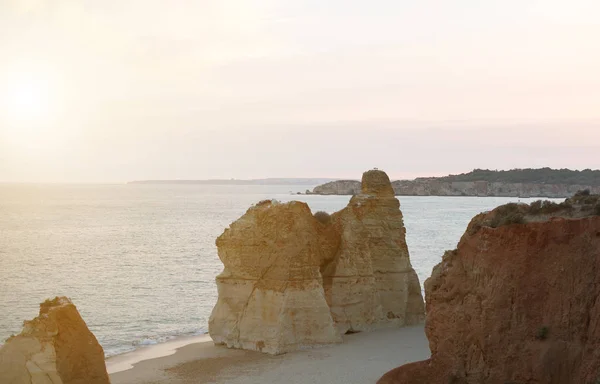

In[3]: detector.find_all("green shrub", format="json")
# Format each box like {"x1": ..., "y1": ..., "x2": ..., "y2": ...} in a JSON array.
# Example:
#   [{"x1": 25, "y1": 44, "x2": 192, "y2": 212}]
[
  {"x1": 528, "y1": 200, "x2": 573, "y2": 216},
  {"x1": 529, "y1": 200, "x2": 543, "y2": 213},
  {"x1": 536, "y1": 326, "x2": 549, "y2": 340},
  {"x1": 489, "y1": 203, "x2": 526, "y2": 228},
  {"x1": 559, "y1": 201, "x2": 573, "y2": 210},
  {"x1": 541, "y1": 200, "x2": 562, "y2": 214},
  {"x1": 314, "y1": 211, "x2": 332, "y2": 224},
  {"x1": 569, "y1": 192, "x2": 600, "y2": 206},
  {"x1": 495, "y1": 203, "x2": 521, "y2": 216},
  {"x1": 505, "y1": 213, "x2": 525, "y2": 225},
  {"x1": 575, "y1": 189, "x2": 591, "y2": 196},
  {"x1": 584, "y1": 196, "x2": 600, "y2": 205}
]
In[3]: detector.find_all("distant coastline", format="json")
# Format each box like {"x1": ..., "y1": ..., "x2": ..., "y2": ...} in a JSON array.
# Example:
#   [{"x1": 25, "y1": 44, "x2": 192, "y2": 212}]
[
  {"x1": 128, "y1": 178, "x2": 336, "y2": 186},
  {"x1": 307, "y1": 168, "x2": 600, "y2": 198}
]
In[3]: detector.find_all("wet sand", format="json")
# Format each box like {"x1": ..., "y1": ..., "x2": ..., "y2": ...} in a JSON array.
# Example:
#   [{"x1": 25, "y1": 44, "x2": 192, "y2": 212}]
[{"x1": 109, "y1": 325, "x2": 429, "y2": 384}]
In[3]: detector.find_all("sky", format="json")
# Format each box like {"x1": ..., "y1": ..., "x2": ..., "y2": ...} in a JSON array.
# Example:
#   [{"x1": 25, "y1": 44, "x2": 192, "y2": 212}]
[{"x1": 0, "y1": 0, "x2": 599, "y2": 182}]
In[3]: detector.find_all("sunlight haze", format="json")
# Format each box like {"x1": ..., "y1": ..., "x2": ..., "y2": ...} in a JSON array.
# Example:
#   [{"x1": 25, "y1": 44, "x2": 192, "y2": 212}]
[{"x1": 1, "y1": 0, "x2": 599, "y2": 182}]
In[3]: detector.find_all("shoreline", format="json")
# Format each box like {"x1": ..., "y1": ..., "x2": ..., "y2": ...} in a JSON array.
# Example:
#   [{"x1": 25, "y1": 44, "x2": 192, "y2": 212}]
[
  {"x1": 106, "y1": 334, "x2": 212, "y2": 374},
  {"x1": 108, "y1": 325, "x2": 429, "y2": 384},
  {"x1": 302, "y1": 193, "x2": 570, "y2": 198}
]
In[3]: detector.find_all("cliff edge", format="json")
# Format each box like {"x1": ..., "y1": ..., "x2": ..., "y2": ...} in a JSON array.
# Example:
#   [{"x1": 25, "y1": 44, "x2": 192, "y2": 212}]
[{"x1": 378, "y1": 193, "x2": 600, "y2": 384}]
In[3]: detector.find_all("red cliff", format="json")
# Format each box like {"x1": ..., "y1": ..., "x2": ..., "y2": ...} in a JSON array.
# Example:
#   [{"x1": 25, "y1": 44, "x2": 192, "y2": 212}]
[{"x1": 379, "y1": 194, "x2": 600, "y2": 384}]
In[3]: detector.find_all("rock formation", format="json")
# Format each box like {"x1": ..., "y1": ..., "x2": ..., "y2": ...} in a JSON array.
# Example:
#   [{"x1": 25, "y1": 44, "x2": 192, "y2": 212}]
[
  {"x1": 0, "y1": 297, "x2": 110, "y2": 384},
  {"x1": 209, "y1": 170, "x2": 424, "y2": 354},
  {"x1": 311, "y1": 180, "x2": 361, "y2": 195},
  {"x1": 378, "y1": 193, "x2": 600, "y2": 384},
  {"x1": 208, "y1": 200, "x2": 343, "y2": 355},
  {"x1": 324, "y1": 170, "x2": 424, "y2": 333}
]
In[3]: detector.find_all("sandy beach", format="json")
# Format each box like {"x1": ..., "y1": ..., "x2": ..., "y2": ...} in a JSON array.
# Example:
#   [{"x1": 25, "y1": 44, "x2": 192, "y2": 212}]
[{"x1": 108, "y1": 326, "x2": 429, "y2": 384}]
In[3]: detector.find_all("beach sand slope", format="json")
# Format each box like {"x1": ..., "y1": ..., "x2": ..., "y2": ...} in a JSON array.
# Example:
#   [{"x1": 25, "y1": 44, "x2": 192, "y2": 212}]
[{"x1": 110, "y1": 326, "x2": 428, "y2": 384}]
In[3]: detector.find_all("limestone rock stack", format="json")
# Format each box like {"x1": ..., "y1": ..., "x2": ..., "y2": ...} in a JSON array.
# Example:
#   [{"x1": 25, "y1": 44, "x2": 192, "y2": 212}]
[
  {"x1": 378, "y1": 195, "x2": 600, "y2": 384},
  {"x1": 0, "y1": 297, "x2": 110, "y2": 384},
  {"x1": 325, "y1": 170, "x2": 424, "y2": 333},
  {"x1": 209, "y1": 169, "x2": 425, "y2": 354},
  {"x1": 209, "y1": 200, "x2": 342, "y2": 354}
]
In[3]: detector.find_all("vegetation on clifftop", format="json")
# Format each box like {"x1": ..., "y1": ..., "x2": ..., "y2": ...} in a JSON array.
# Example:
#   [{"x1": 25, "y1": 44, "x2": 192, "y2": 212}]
[
  {"x1": 436, "y1": 168, "x2": 600, "y2": 186},
  {"x1": 466, "y1": 190, "x2": 600, "y2": 234}
]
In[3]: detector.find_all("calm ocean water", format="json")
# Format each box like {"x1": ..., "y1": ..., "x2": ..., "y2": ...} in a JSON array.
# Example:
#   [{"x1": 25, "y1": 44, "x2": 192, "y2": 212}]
[{"x1": 0, "y1": 184, "x2": 560, "y2": 356}]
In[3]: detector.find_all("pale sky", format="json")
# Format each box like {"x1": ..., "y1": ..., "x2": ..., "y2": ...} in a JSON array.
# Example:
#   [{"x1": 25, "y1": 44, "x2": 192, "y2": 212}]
[{"x1": 0, "y1": 0, "x2": 599, "y2": 182}]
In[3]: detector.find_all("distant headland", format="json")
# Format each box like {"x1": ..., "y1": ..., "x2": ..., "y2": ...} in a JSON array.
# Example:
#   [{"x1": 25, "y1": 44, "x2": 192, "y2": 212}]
[
  {"x1": 128, "y1": 178, "x2": 336, "y2": 186},
  {"x1": 308, "y1": 168, "x2": 600, "y2": 198}
]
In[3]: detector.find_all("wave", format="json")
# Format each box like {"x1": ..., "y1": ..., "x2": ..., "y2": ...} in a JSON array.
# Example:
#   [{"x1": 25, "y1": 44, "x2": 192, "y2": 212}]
[
  {"x1": 103, "y1": 327, "x2": 208, "y2": 358},
  {"x1": 105, "y1": 330, "x2": 212, "y2": 374}
]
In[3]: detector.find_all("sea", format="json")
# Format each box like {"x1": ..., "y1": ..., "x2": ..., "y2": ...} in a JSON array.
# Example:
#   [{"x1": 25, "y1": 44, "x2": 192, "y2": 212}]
[{"x1": 0, "y1": 183, "x2": 561, "y2": 357}]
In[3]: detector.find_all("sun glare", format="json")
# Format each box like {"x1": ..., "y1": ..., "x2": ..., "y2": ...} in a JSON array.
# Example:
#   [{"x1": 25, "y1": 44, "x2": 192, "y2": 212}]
[
  {"x1": 10, "y1": 79, "x2": 51, "y2": 121},
  {"x1": 0, "y1": 65, "x2": 64, "y2": 130}
]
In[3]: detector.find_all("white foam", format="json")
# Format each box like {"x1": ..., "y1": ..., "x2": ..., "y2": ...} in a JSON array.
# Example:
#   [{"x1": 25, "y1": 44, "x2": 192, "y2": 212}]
[
  {"x1": 105, "y1": 334, "x2": 212, "y2": 374},
  {"x1": 104, "y1": 345, "x2": 136, "y2": 358},
  {"x1": 136, "y1": 338, "x2": 158, "y2": 346}
]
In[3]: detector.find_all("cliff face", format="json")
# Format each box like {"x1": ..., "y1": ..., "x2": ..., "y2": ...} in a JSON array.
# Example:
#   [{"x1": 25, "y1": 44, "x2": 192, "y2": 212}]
[
  {"x1": 310, "y1": 179, "x2": 600, "y2": 198},
  {"x1": 209, "y1": 170, "x2": 424, "y2": 354},
  {"x1": 0, "y1": 297, "x2": 110, "y2": 384},
  {"x1": 378, "y1": 196, "x2": 600, "y2": 384}
]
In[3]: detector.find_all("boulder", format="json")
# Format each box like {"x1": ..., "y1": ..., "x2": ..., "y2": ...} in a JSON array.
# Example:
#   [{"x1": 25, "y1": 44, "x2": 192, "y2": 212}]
[
  {"x1": 0, "y1": 297, "x2": 110, "y2": 384},
  {"x1": 379, "y1": 195, "x2": 600, "y2": 384},
  {"x1": 209, "y1": 170, "x2": 425, "y2": 354}
]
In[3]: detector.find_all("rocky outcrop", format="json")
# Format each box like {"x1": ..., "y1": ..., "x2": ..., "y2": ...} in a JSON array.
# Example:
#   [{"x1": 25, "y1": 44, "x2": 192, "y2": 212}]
[
  {"x1": 311, "y1": 180, "x2": 361, "y2": 195},
  {"x1": 378, "y1": 194, "x2": 600, "y2": 384},
  {"x1": 0, "y1": 297, "x2": 110, "y2": 384},
  {"x1": 209, "y1": 170, "x2": 424, "y2": 354}
]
